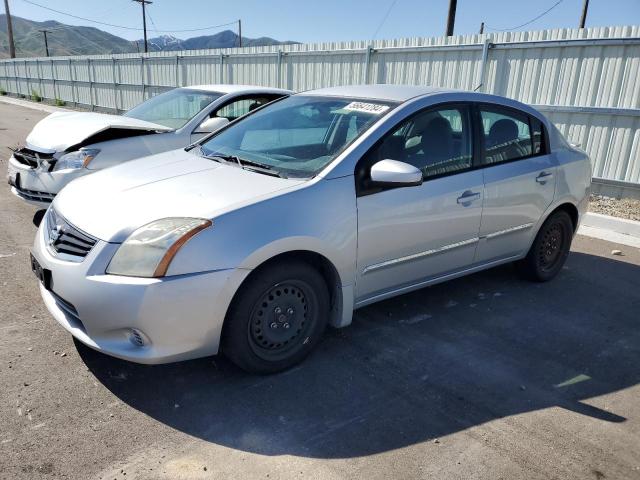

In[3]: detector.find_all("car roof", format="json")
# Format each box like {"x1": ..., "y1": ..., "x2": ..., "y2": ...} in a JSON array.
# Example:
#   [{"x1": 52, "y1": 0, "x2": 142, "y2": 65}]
[
  {"x1": 182, "y1": 84, "x2": 292, "y2": 95},
  {"x1": 301, "y1": 84, "x2": 452, "y2": 102},
  {"x1": 300, "y1": 84, "x2": 546, "y2": 119}
]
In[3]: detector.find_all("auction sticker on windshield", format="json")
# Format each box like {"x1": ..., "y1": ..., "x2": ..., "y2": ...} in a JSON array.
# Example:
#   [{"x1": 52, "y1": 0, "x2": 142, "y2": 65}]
[{"x1": 342, "y1": 102, "x2": 390, "y2": 114}]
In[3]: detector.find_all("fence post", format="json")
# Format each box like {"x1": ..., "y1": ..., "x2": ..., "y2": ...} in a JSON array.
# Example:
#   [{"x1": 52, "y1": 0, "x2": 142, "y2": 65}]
[
  {"x1": 24, "y1": 60, "x2": 30, "y2": 97},
  {"x1": 140, "y1": 56, "x2": 145, "y2": 102},
  {"x1": 51, "y1": 59, "x2": 58, "y2": 101},
  {"x1": 36, "y1": 59, "x2": 42, "y2": 99},
  {"x1": 175, "y1": 55, "x2": 180, "y2": 87},
  {"x1": 69, "y1": 59, "x2": 77, "y2": 107},
  {"x1": 13, "y1": 61, "x2": 19, "y2": 95},
  {"x1": 474, "y1": 38, "x2": 492, "y2": 92},
  {"x1": 363, "y1": 45, "x2": 374, "y2": 84},
  {"x1": 276, "y1": 49, "x2": 283, "y2": 88},
  {"x1": 111, "y1": 57, "x2": 118, "y2": 113},
  {"x1": 88, "y1": 58, "x2": 94, "y2": 111},
  {"x1": 219, "y1": 52, "x2": 224, "y2": 83}
]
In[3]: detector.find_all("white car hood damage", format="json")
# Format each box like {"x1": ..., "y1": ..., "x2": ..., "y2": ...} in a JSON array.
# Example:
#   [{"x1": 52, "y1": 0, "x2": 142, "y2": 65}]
[
  {"x1": 53, "y1": 149, "x2": 305, "y2": 242},
  {"x1": 26, "y1": 111, "x2": 173, "y2": 153}
]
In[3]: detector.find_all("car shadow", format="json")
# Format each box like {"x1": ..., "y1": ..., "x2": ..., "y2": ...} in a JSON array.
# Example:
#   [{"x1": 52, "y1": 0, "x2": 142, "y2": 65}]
[{"x1": 78, "y1": 251, "x2": 640, "y2": 459}]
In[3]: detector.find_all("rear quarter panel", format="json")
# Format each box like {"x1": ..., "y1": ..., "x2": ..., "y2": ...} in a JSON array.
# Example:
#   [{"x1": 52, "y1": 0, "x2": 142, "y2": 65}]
[{"x1": 554, "y1": 146, "x2": 592, "y2": 226}]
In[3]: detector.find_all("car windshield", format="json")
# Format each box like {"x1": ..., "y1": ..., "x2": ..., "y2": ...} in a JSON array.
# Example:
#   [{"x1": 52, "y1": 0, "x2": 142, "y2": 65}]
[
  {"x1": 199, "y1": 95, "x2": 397, "y2": 178},
  {"x1": 124, "y1": 88, "x2": 222, "y2": 129}
]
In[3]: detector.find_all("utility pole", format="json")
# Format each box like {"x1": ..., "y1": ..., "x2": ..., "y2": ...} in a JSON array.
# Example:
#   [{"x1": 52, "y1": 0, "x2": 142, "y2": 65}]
[
  {"x1": 3, "y1": 0, "x2": 16, "y2": 58},
  {"x1": 579, "y1": 0, "x2": 589, "y2": 29},
  {"x1": 445, "y1": 0, "x2": 457, "y2": 37},
  {"x1": 38, "y1": 29, "x2": 51, "y2": 57},
  {"x1": 132, "y1": 0, "x2": 152, "y2": 53},
  {"x1": 479, "y1": 22, "x2": 485, "y2": 34},
  {"x1": 238, "y1": 19, "x2": 242, "y2": 48}
]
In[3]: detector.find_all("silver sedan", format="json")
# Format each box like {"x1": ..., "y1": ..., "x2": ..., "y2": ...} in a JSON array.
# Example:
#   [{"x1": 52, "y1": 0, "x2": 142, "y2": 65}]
[{"x1": 30, "y1": 85, "x2": 591, "y2": 373}]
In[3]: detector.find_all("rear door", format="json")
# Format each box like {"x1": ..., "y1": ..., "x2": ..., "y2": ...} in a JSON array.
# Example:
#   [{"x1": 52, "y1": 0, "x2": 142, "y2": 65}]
[
  {"x1": 474, "y1": 104, "x2": 557, "y2": 263},
  {"x1": 355, "y1": 103, "x2": 484, "y2": 301}
]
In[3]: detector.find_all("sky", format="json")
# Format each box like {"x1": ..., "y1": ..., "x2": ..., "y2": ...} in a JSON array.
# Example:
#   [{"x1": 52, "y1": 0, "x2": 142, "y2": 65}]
[{"x1": 4, "y1": 0, "x2": 640, "y2": 43}]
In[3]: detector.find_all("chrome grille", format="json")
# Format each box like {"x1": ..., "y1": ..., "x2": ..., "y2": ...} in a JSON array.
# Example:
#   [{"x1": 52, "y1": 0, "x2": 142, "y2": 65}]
[
  {"x1": 12, "y1": 147, "x2": 55, "y2": 169},
  {"x1": 46, "y1": 208, "x2": 97, "y2": 259}
]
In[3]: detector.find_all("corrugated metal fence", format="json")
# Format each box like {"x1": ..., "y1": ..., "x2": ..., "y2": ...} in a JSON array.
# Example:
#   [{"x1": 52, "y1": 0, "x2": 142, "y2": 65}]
[{"x1": 1, "y1": 25, "x2": 639, "y2": 184}]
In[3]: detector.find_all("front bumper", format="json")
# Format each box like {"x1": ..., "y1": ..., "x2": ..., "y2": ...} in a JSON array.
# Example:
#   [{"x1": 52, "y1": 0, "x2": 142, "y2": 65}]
[
  {"x1": 32, "y1": 214, "x2": 250, "y2": 364},
  {"x1": 7, "y1": 155, "x2": 88, "y2": 207}
]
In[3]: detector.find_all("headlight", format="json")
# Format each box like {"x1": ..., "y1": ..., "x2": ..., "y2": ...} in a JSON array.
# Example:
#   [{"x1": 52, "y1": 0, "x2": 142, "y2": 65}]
[
  {"x1": 106, "y1": 218, "x2": 212, "y2": 278},
  {"x1": 53, "y1": 148, "x2": 100, "y2": 171}
]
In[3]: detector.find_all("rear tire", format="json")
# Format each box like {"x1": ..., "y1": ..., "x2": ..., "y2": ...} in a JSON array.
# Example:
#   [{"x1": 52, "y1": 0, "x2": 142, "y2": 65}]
[
  {"x1": 222, "y1": 260, "x2": 329, "y2": 374},
  {"x1": 516, "y1": 210, "x2": 573, "y2": 282}
]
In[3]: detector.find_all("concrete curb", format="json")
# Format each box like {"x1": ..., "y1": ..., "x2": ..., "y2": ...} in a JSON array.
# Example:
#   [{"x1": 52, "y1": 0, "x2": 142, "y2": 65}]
[
  {"x1": 582, "y1": 212, "x2": 640, "y2": 237},
  {"x1": 0, "y1": 96, "x2": 68, "y2": 113},
  {"x1": 578, "y1": 212, "x2": 640, "y2": 249}
]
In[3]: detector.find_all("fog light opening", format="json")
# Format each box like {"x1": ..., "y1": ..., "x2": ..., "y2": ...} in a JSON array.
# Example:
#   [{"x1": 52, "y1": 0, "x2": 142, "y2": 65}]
[{"x1": 128, "y1": 328, "x2": 148, "y2": 347}]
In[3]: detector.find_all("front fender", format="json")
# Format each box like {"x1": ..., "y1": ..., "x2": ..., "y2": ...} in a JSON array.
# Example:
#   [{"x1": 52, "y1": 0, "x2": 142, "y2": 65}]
[{"x1": 165, "y1": 176, "x2": 358, "y2": 286}]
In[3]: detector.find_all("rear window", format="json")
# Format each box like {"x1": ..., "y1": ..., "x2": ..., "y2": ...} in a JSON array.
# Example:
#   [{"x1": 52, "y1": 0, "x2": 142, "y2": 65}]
[{"x1": 480, "y1": 107, "x2": 532, "y2": 165}]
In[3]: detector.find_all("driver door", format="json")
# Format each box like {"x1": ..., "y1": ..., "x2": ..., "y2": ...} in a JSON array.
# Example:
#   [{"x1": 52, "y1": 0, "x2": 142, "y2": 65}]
[{"x1": 355, "y1": 104, "x2": 484, "y2": 301}]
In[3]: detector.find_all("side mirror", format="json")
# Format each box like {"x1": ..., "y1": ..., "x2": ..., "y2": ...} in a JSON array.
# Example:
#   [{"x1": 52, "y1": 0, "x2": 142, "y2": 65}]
[
  {"x1": 195, "y1": 117, "x2": 229, "y2": 134},
  {"x1": 370, "y1": 159, "x2": 422, "y2": 187}
]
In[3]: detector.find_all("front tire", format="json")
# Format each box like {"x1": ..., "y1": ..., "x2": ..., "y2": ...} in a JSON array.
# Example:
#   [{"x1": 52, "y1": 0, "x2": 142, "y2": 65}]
[
  {"x1": 516, "y1": 210, "x2": 574, "y2": 282},
  {"x1": 222, "y1": 260, "x2": 329, "y2": 374}
]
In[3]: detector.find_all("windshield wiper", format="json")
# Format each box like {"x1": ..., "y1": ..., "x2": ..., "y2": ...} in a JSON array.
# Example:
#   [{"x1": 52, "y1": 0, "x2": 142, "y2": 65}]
[{"x1": 203, "y1": 152, "x2": 287, "y2": 178}]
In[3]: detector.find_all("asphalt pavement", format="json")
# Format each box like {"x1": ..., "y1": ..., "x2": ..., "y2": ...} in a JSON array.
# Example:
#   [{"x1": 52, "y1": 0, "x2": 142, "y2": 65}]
[{"x1": 1, "y1": 100, "x2": 639, "y2": 480}]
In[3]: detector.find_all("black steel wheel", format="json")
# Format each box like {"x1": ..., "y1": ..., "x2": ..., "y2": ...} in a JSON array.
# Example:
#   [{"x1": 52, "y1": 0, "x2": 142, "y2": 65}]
[
  {"x1": 516, "y1": 210, "x2": 573, "y2": 282},
  {"x1": 223, "y1": 260, "x2": 329, "y2": 374},
  {"x1": 248, "y1": 280, "x2": 316, "y2": 362}
]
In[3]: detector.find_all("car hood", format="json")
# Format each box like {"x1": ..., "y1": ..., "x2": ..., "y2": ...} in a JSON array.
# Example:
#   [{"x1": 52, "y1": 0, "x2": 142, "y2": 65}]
[
  {"x1": 53, "y1": 149, "x2": 306, "y2": 242},
  {"x1": 25, "y1": 111, "x2": 173, "y2": 153}
]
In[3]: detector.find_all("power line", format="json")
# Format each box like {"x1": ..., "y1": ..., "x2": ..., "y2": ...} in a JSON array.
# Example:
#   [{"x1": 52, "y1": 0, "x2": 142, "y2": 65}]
[
  {"x1": 485, "y1": 0, "x2": 565, "y2": 32},
  {"x1": 19, "y1": 0, "x2": 238, "y2": 33},
  {"x1": 371, "y1": 0, "x2": 398, "y2": 41}
]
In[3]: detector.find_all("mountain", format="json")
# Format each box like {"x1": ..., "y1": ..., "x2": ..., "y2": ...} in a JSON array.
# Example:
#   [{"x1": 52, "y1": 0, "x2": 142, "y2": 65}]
[
  {"x1": 0, "y1": 15, "x2": 298, "y2": 58},
  {"x1": 0, "y1": 15, "x2": 136, "y2": 58},
  {"x1": 142, "y1": 30, "x2": 297, "y2": 52}
]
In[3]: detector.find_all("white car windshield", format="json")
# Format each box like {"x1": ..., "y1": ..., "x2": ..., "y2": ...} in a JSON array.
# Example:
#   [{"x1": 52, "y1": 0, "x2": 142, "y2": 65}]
[
  {"x1": 124, "y1": 88, "x2": 222, "y2": 129},
  {"x1": 199, "y1": 95, "x2": 398, "y2": 178}
]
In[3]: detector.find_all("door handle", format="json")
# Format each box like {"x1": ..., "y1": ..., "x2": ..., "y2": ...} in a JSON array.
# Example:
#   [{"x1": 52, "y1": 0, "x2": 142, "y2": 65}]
[
  {"x1": 457, "y1": 191, "x2": 481, "y2": 205},
  {"x1": 535, "y1": 171, "x2": 554, "y2": 184}
]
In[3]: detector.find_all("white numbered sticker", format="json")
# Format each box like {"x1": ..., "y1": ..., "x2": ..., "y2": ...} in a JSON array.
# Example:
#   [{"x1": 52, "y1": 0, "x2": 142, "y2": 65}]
[{"x1": 342, "y1": 102, "x2": 390, "y2": 115}]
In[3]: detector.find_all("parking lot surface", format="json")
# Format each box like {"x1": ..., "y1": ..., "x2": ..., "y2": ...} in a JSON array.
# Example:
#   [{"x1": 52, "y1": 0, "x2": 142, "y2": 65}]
[{"x1": 1, "y1": 100, "x2": 639, "y2": 479}]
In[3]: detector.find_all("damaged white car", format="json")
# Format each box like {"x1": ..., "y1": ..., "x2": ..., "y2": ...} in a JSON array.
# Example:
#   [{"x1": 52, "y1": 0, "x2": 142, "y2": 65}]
[{"x1": 7, "y1": 84, "x2": 290, "y2": 207}]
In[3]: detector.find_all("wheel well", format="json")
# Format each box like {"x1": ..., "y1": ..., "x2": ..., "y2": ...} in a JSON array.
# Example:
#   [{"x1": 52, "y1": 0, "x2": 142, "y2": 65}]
[
  {"x1": 551, "y1": 203, "x2": 579, "y2": 232},
  {"x1": 231, "y1": 250, "x2": 343, "y2": 327}
]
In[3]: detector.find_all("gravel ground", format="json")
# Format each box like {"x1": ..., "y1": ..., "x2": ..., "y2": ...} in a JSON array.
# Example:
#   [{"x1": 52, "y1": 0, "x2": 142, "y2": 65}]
[
  {"x1": 589, "y1": 194, "x2": 640, "y2": 221},
  {"x1": 1, "y1": 102, "x2": 640, "y2": 480}
]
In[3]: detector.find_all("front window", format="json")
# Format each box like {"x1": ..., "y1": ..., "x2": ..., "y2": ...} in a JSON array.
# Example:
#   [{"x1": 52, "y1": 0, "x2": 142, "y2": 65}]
[
  {"x1": 199, "y1": 96, "x2": 397, "y2": 178},
  {"x1": 125, "y1": 89, "x2": 222, "y2": 129},
  {"x1": 364, "y1": 105, "x2": 473, "y2": 180}
]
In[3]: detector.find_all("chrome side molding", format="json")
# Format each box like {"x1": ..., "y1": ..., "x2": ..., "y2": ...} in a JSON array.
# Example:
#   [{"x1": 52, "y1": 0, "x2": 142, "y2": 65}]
[
  {"x1": 362, "y1": 237, "x2": 479, "y2": 275},
  {"x1": 484, "y1": 223, "x2": 534, "y2": 239}
]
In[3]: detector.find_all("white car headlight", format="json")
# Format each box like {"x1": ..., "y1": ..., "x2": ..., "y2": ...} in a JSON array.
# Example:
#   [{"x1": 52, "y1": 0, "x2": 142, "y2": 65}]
[
  {"x1": 53, "y1": 148, "x2": 100, "y2": 171},
  {"x1": 106, "y1": 218, "x2": 212, "y2": 278}
]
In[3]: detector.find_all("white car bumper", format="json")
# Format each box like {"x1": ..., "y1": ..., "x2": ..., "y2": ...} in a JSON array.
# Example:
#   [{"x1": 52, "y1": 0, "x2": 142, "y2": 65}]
[
  {"x1": 7, "y1": 155, "x2": 88, "y2": 208},
  {"x1": 31, "y1": 211, "x2": 250, "y2": 364}
]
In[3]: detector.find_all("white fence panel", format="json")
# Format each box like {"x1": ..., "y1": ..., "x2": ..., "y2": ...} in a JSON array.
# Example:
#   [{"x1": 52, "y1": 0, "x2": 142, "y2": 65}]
[{"x1": 0, "y1": 25, "x2": 639, "y2": 184}]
